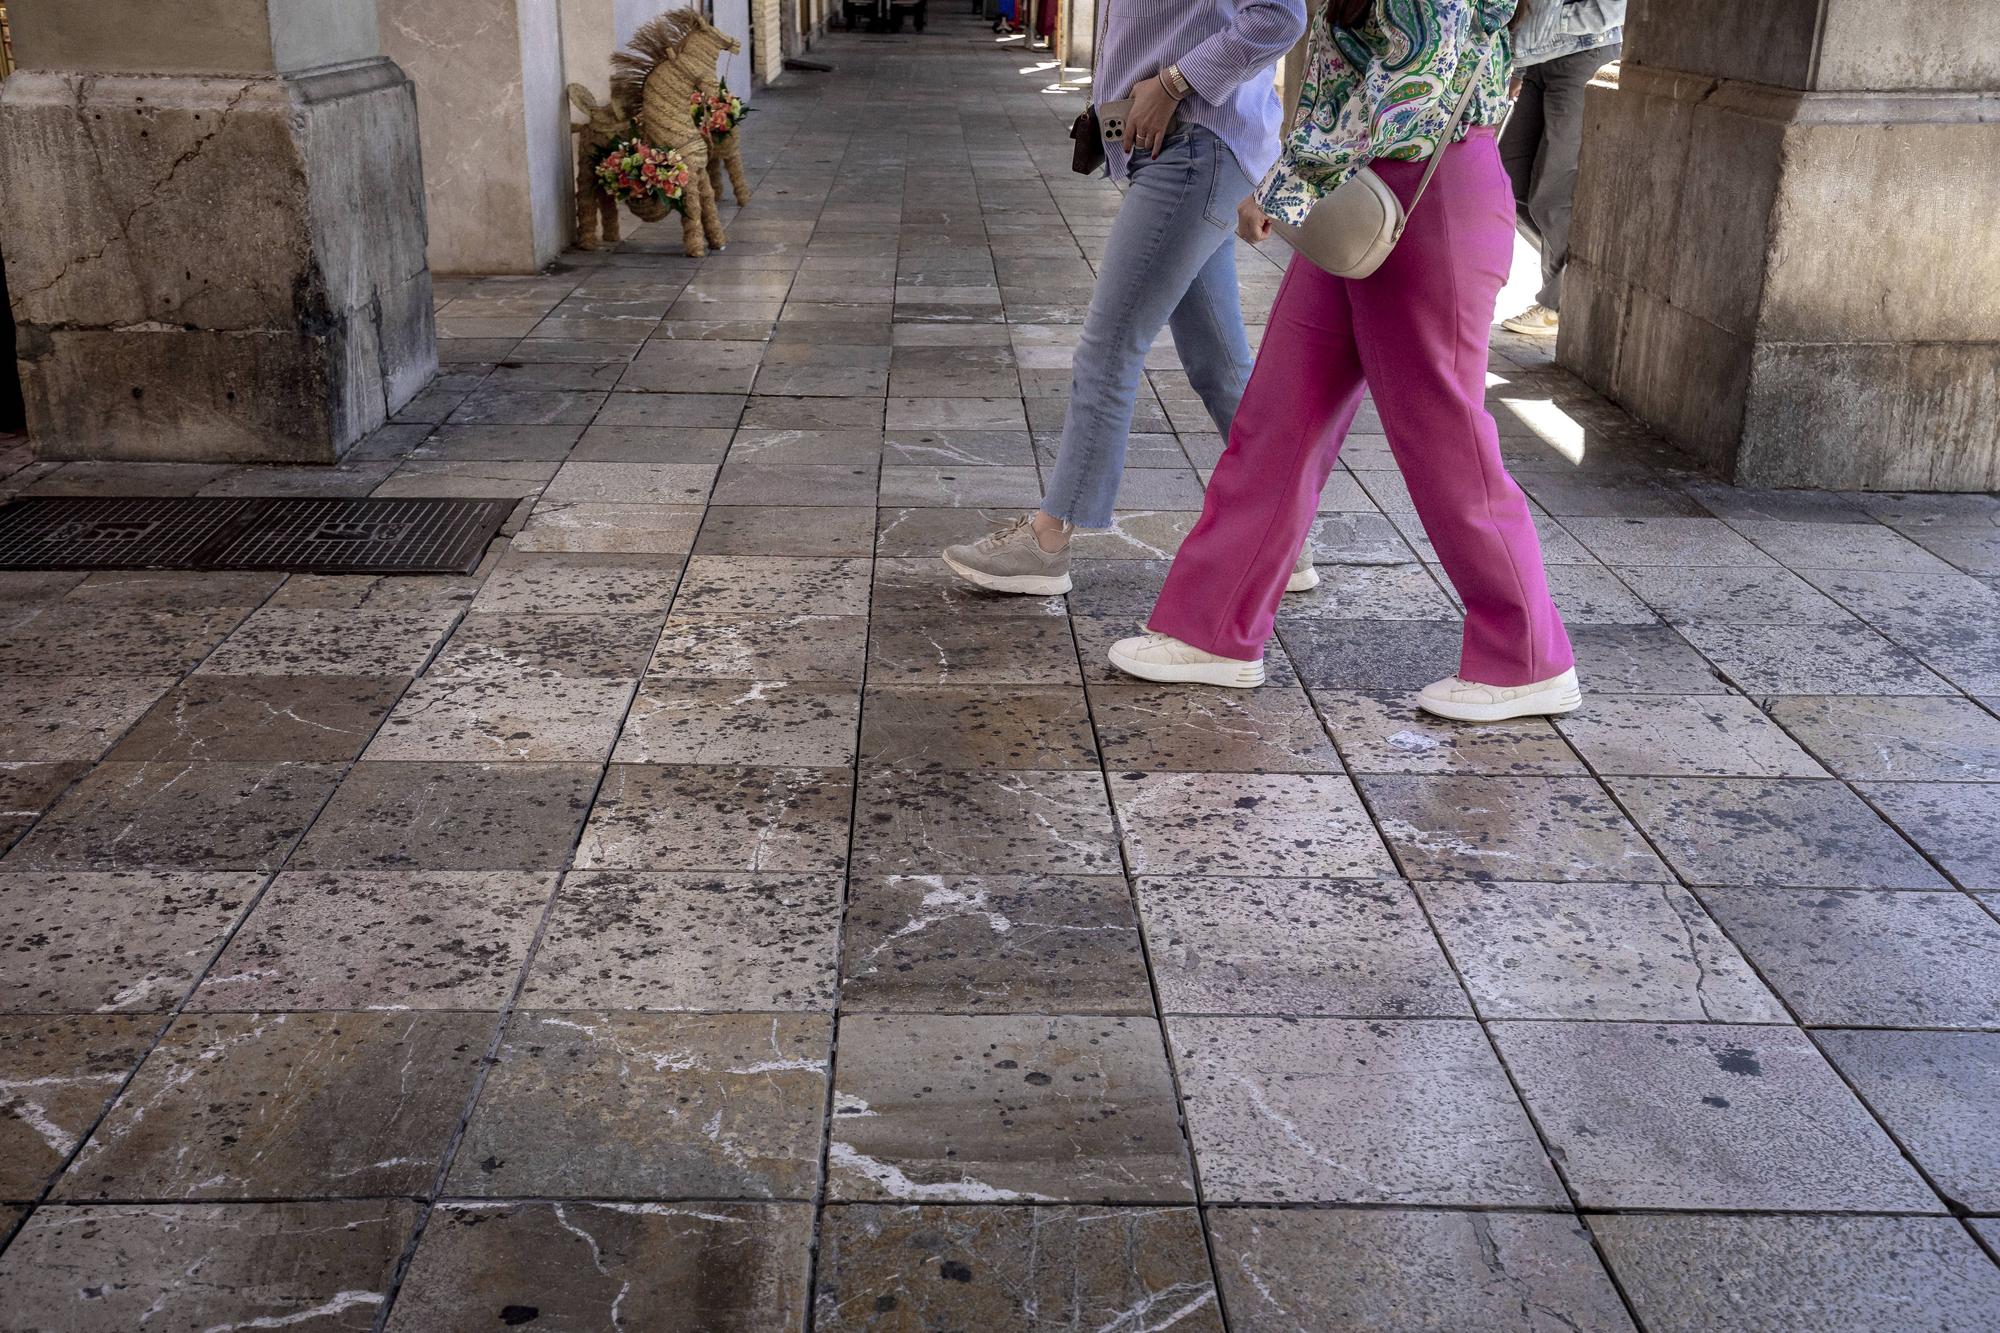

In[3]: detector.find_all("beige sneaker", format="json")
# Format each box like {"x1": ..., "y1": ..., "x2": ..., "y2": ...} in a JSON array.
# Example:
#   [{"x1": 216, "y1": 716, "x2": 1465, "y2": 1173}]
[
  {"x1": 1286, "y1": 542, "x2": 1320, "y2": 593},
  {"x1": 1108, "y1": 630, "x2": 1265, "y2": 688},
  {"x1": 942, "y1": 515, "x2": 1072, "y2": 595},
  {"x1": 1416, "y1": 667, "x2": 1582, "y2": 722},
  {"x1": 1502, "y1": 304, "x2": 1559, "y2": 336}
]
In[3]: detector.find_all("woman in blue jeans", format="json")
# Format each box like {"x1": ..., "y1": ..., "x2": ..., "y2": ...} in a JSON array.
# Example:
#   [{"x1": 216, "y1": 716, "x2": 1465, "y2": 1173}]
[{"x1": 944, "y1": 0, "x2": 1308, "y2": 596}]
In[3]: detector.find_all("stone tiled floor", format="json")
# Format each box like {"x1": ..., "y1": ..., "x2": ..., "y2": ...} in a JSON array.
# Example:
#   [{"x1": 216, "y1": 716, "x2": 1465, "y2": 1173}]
[{"x1": 3, "y1": 12, "x2": 2000, "y2": 1331}]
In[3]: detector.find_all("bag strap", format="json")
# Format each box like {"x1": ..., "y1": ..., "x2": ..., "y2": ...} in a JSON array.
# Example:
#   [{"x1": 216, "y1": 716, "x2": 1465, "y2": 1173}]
[{"x1": 1403, "y1": 40, "x2": 1496, "y2": 221}]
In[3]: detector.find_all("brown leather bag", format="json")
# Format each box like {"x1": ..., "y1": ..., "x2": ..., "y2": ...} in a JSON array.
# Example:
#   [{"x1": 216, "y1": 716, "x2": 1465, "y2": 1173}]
[{"x1": 1070, "y1": 107, "x2": 1106, "y2": 175}]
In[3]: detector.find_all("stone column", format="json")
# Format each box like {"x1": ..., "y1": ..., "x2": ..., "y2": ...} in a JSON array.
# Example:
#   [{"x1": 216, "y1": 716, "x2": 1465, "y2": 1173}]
[
  {"x1": 379, "y1": 0, "x2": 571, "y2": 276},
  {"x1": 1562, "y1": 0, "x2": 2000, "y2": 491},
  {"x1": 750, "y1": 0, "x2": 785, "y2": 87},
  {"x1": 0, "y1": 0, "x2": 435, "y2": 463}
]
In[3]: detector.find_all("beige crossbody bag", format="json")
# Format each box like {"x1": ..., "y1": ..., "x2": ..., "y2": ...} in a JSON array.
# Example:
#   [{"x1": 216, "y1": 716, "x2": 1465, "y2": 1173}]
[{"x1": 1271, "y1": 43, "x2": 1495, "y2": 280}]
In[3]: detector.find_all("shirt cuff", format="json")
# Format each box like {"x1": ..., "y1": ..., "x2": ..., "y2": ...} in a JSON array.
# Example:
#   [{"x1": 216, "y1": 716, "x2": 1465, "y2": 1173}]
[{"x1": 1175, "y1": 40, "x2": 1247, "y2": 106}]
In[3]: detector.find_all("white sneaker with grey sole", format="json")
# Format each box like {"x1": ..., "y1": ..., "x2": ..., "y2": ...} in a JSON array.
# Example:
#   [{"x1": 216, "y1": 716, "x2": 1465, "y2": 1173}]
[
  {"x1": 1286, "y1": 543, "x2": 1320, "y2": 592},
  {"x1": 1108, "y1": 630, "x2": 1266, "y2": 688},
  {"x1": 1416, "y1": 667, "x2": 1582, "y2": 721},
  {"x1": 942, "y1": 515, "x2": 1072, "y2": 595}
]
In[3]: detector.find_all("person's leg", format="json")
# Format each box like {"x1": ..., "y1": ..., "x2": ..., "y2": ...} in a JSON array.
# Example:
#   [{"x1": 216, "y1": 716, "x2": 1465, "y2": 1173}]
[
  {"x1": 1526, "y1": 43, "x2": 1617, "y2": 310},
  {"x1": 1165, "y1": 147, "x2": 1257, "y2": 437},
  {"x1": 1356, "y1": 132, "x2": 1573, "y2": 689},
  {"x1": 1497, "y1": 66, "x2": 1546, "y2": 244},
  {"x1": 1143, "y1": 255, "x2": 1367, "y2": 661},
  {"x1": 1037, "y1": 129, "x2": 1241, "y2": 531}
]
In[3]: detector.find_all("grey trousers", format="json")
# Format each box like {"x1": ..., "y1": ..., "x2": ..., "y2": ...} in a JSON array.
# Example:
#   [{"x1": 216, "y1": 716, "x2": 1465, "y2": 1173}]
[{"x1": 1498, "y1": 42, "x2": 1620, "y2": 311}]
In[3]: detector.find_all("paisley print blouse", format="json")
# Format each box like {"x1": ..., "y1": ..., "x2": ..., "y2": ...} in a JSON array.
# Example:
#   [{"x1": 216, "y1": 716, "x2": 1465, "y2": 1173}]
[{"x1": 1260, "y1": 0, "x2": 1516, "y2": 225}]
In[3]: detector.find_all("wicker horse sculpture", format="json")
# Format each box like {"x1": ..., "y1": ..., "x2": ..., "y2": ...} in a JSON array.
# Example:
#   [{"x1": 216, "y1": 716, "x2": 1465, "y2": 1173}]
[
  {"x1": 567, "y1": 84, "x2": 625, "y2": 251},
  {"x1": 655, "y1": 9, "x2": 753, "y2": 206},
  {"x1": 612, "y1": 16, "x2": 726, "y2": 256}
]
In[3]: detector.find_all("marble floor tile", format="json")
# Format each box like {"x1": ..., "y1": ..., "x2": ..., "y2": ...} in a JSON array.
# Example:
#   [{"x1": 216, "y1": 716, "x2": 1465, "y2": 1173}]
[
  {"x1": 1565, "y1": 622, "x2": 1736, "y2": 694},
  {"x1": 672, "y1": 556, "x2": 872, "y2": 617},
  {"x1": 871, "y1": 557, "x2": 1068, "y2": 619},
  {"x1": 1276, "y1": 563, "x2": 1459, "y2": 621},
  {"x1": 815, "y1": 1204, "x2": 1221, "y2": 1332},
  {"x1": 1419, "y1": 880, "x2": 1785, "y2": 1023},
  {"x1": 597, "y1": 391, "x2": 746, "y2": 429},
  {"x1": 1209, "y1": 1208, "x2": 1634, "y2": 1333},
  {"x1": 190, "y1": 870, "x2": 554, "y2": 1011},
  {"x1": 1733, "y1": 519, "x2": 1956, "y2": 573},
  {"x1": 449, "y1": 1011, "x2": 829, "y2": 1198},
  {"x1": 881, "y1": 431, "x2": 1036, "y2": 468},
  {"x1": 0, "y1": 1201, "x2": 417, "y2": 1332},
  {"x1": 1171, "y1": 1017, "x2": 1563, "y2": 1206},
  {"x1": 0, "y1": 677, "x2": 176, "y2": 762},
  {"x1": 388, "y1": 1201, "x2": 813, "y2": 1333},
  {"x1": 1861, "y1": 781, "x2": 2000, "y2": 889},
  {"x1": 1678, "y1": 618, "x2": 1956, "y2": 695},
  {"x1": 1090, "y1": 683, "x2": 1343, "y2": 773},
  {"x1": 1493, "y1": 1021, "x2": 1937, "y2": 1210},
  {"x1": 839, "y1": 874, "x2": 1149, "y2": 1015},
  {"x1": 694, "y1": 503, "x2": 879, "y2": 556},
  {"x1": 426, "y1": 612, "x2": 661, "y2": 681},
  {"x1": 653, "y1": 613, "x2": 869, "y2": 681},
  {"x1": 1111, "y1": 772, "x2": 1394, "y2": 879},
  {"x1": 1362, "y1": 775, "x2": 1670, "y2": 882},
  {"x1": 1615, "y1": 563, "x2": 1855, "y2": 625},
  {"x1": 852, "y1": 768, "x2": 1119, "y2": 875},
  {"x1": 859, "y1": 686, "x2": 1096, "y2": 770},
  {"x1": 1555, "y1": 694, "x2": 1826, "y2": 777},
  {"x1": 104, "y1": 675, "x2": 406, "y2": 763},
  {"x1": 1817, "y1": 1029, "x2": 2000, "y2": 1213},
  {"x1": 1764, "y1": 696, "x2": 2000, "y2": 781},
  {"x1": 1138, "y1": 877, "x2": 1467, "y2": 1017},
  {"x1": 511, "y1": 501, "x2": 704, "y2": 554},
  {"x1": 828, "y1": 1015, "x2": 1191, "y2": 1203},
  {"x1": 1314, "y1": 690, "x2": 1583, "y2": 776},
  {"x1": 1611, "y1": 777, "x2": 1949, "y2": 888},
  {"x1": 877, "y1": 465, "x2": 1042, "y2": 508},
  {"x1": 570, "y1": 424, "x2": 733, "y2": 462},
  {"x1": 1278, "y1": 619, "x2": 1470, "y2": 693},
  {"x1": 194, "y1": 607, "x2": 458, "y2": 678},
  {"x1": 521, "y1": 872, "x2": 841, "y2": 1010},
  {"x1": 0, "y1": 871, "x2": 260, "y2": 1014},
  {"x1": 290, "y1": 761, "x2": 599, "y2": 870},
  {"x1": 711, "y1": 461, "x2": 882, "y2": 507},
  {"x1": 866, "y1": 614, "x2": 1081, "y2": 686},
  {"x1": 5, "y1": 761, "x2": 341, "y2": 871},
  {"x1": 616, "y1": 679, "x2": 860, "y2": 765},
  {"x1": 1702, "y1": 886, "x2": 2000, "y2": 1027},
  {"x1": 0, "y1": 607, "x2": 245, "y2": 678},
  {"x1": 1562, "y1": 517, "x2": 1775, "y2": 567},
  {"x1": 575, "y1": 764, "x2": 854, "y2": 872},
  {"x1": 59, "y1": 1011, "x2": 491, "y2": 1200},
  {"x1": 885, "y1": 398, "x2": 1028, "y2": 431},
  {"x1": 364, "y1": 675, "x2": 634, "y2": 763},
  {"x1": 541, "y1": 461, "x2": 718, "y2": 506},
  {"x1": 0, "y1": 1015, "x2": 159, "y2": 1198},
  {"x1": 1592, "y1": 1214, "x2": 2000, "y2": 1333},
  {"x1": 0, "y1": 760, "x2": 82, "y2": 851}
]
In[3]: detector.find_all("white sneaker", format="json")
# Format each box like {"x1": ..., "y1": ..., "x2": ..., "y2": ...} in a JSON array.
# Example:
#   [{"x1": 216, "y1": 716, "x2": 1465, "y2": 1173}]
[
  {"x1": 1109, "y1": 631, "x2": 1266, "y2": 689},
  {"x1": 1286, "y1": 542, "x2": 1320, "y2": 593},
  {"x1": 1501, "y1": 304, "x2": 1559, "y2": 336},
  {"x1": 1416, "y1": 667, "x2": 1582, "y2": 722}
]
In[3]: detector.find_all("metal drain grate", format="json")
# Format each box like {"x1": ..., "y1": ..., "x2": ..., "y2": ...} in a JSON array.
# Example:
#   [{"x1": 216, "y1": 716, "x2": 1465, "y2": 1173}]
[{"x1": 0, "y1": 497, "x2": 512, "y2": 575}]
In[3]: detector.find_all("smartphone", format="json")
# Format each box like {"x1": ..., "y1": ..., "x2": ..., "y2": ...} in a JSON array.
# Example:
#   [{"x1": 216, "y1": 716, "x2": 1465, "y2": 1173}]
[{"x1": 1097, "y1": 98, "x2": 1134, "y2": 144}]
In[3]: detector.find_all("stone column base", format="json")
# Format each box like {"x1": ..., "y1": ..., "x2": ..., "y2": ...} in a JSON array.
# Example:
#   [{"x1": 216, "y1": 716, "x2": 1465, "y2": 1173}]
[
  {"x1": 0, "y1": 58, "x2": 435, "y2": 463},
  {"x1": 1562, "y1": 66, "x2": 2000, "y2": 492}
]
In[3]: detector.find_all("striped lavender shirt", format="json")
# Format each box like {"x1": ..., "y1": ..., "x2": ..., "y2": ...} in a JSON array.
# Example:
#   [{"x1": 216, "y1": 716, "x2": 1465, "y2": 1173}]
[{"x1": 1097, "y1": 0, "x2": 1308, "y2": 182}]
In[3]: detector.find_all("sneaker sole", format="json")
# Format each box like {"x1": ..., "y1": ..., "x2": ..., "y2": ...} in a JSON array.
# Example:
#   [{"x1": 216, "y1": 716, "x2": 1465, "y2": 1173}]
[
  {"x1": 1501, "y1": 321, "x2": 1558, "y2": 337},
  {"x1": 942, "y1": 550, "x2": 1072, "y2": 596},
  {"x1": 1415, "y1": 681, "x2": 1583, "y2": 723},
  {"x1": 1285, "y1": 566, "x2": 1320, "y2": 593},
  {"x1": 1108, "y1": 643, "x2": 1266, "y2": 689}
]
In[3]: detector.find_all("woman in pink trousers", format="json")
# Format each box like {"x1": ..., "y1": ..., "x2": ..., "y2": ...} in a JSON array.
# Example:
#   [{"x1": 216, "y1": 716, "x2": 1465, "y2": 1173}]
[{"x1": 1110, "y1": 0, "x2": 1580, "y2": 723}]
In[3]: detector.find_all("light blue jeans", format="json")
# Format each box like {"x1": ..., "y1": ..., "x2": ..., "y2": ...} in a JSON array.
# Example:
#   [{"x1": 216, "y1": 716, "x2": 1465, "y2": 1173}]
[{"x1": 1041, "y1": 126, "x2": 1256, "y2": 529}]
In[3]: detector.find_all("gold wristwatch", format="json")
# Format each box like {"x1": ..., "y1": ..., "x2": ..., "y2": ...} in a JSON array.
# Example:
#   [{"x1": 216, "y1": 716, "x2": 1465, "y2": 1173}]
[{"x1": 1161, "y1": 63, "x2": 1192, "y2": 100}]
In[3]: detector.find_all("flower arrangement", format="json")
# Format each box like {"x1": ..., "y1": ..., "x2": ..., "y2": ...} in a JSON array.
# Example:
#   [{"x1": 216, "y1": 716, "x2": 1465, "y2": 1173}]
[
  {"x1": 593, "y1": 132, "x2": 693, "y2": 219},
  {"x1": 691, "y1": 81, "x2": 747, "y2": 138}
]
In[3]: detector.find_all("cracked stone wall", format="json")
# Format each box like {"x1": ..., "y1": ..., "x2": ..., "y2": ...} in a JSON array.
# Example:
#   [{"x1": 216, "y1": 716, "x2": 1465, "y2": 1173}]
[{"x1": 0, "y1": 59, "x2": 435, "y2": 462}]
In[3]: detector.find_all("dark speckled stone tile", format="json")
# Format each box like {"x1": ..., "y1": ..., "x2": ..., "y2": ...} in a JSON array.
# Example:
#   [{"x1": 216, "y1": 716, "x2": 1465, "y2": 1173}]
[
  {"x1": 616, "y1": 680, "x2": 860, "y2": 765},
  {"x1": 828, "y1": 1015, "x2": 1191, "y2": 1203},
  {"x1": 871, "y1": 558, "x2": 1068, "y2": 619},
  {"x1": 5, "y1": 762, "x2": 343, "y2": 871},
  {"x1": 191, "y1": 871, "x2": 555, "y2": 1011},
  {"x1": 0, "y1": 1201, "x2": 418, "y2": 1332},
  {"x1": 388, "y1": 1202, "x2": 813, "y2": 1333},
  {"x1": 1610, "y1": 777, "x2": 1949, "y2": 889},
  {"x1": 521, "y1": 872, "x2": 841, "y2": 1010},
  {"x1": 1701, "y1": 888, "x2": 2000, "y2": 1028},
  {"x1": 1277, "y1": 619, "x2": 1468, "y2": 693},
  {"x1": 1111, "y1": 772, "x2": 1394, "y2": 879},
  {"x1": 0, "y1": 606, "x2": 245, "y2": 678},
  {"x1": 852, "y1": 769, "x2": 1119, "y2": 875},
  {"x1": 1860, "y1": 781, "x2": 2000, "y2": 890},
  {"x1": 0, "y1": 677, "x2": 177, "y2": 762},
  {"x1": 1138, "y1": 877, "x2": 1467, "y2": 1017},
  {"x1": 840, "y1": 874, "x2": 1150, "y2": 1015},
  {"x1": 866, "y1": 615, "x2": 1082, "y2": 686},
  {"x1": 860, "y1": 686, "x2": 1096, "y2": 770},
  {"x1": 1764, "y1": 696, "x2": 2000, "y2": 781},
  {"x1": 652, "y1": 614, "x2": 869, "y2": 681},
  {"x1": 1210, "y1": 1208, "x2": 1634, "y2": 1333},
  {"x1": 194, "y1": 607, "x2": 458, "y2": 678},
  {"x1": 1312, "y1": 690, "x2": 1582, "y2": 776},
  {"x1": 1090, "y1": 684, "x2": 1342, "y2": 773},
  {"x1": 575, "y1": 765, "x2": 853, "y2": 872},
  {"x1": 104, "y1": 676, "x2": 406, "y2": 763},
  {"x1": 0, "y1": 1015, "x2": 158, "y2": 1199},
  {"x1": 1492, "y1": 1022, "x2": 1937, "y2": 1211},
  {"x1": 290, "y1": 762, "x2": 600, "y2": 870},
  {"x1": 815, "y1": 1205, "x2": 1221, "y2": 1332},
  {"x1": 449, "y1": 1012, "x2": 828, "y2": 1199},
  {"x1": 426, "y1": 612, "x2": 662, "y2": 681},
  {"x1": 1593, "y1": 1214, "x2": 2000, "y2": 1333},
  {"x1": 0, "y1": 761, "x2": 86, "y2": 852},
  {"x1": 1171, "y1": 1017, "x2": 1563, "y2": 1206},
  {"x1": 0, "y1": 872, "x2": 261, "y2": 1014},
  {"x1": 57, "y1": 1011, "x2": 491, "y2": 1201},
  {"x1": 1362, "y1": 775, "x2": 1671, "y2": 882},
  {"x1": 363, "y1": 674, "x2": 635, "y2": 763},
  {"x1": 1817, "y1": 1030, "x2": 2000, "y2": 1214},
  {"x1": 1555, "y1": 694, "x2": 1825, "y2": 777}
]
